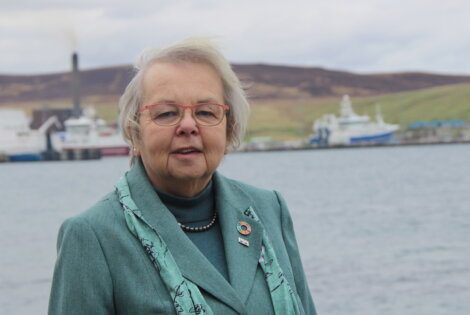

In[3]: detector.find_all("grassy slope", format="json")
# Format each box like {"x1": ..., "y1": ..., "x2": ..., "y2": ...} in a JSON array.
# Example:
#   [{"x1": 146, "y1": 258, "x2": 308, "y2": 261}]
[
  {"x1": 1, "y1": 83, "x2": 469, "y2": 141},
  {"x1": 247, "y1": 83, "x2": 470, "y2": 141}
]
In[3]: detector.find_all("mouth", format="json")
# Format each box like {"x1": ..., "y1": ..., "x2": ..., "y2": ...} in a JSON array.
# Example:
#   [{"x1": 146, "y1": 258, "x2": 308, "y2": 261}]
[{"x1": 171, "y1": 147, "x2": 203, "y2": 155}]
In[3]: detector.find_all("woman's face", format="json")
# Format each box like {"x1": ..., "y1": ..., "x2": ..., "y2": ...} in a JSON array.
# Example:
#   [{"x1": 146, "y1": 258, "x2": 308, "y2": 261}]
[{"x1": 136, "y1": 62, "x2": 228, "y2": 197}]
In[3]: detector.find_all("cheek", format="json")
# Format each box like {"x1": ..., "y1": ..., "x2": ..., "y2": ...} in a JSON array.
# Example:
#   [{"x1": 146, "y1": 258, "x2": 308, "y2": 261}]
[
  {"x1": 203, "y1": 128, "x2": 227, "y2": 159},
  {"x1": 139, "y1": 125, "x2": 173, "y2": 157}
]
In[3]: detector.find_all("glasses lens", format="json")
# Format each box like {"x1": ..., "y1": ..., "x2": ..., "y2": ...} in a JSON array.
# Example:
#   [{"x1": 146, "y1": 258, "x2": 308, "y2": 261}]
[
  {"x1": 194, "y1": 103, "x2": 224, "y2": 125},
  {"x1": 149, "y1": 103, "x2": 180, "y2": 126}
]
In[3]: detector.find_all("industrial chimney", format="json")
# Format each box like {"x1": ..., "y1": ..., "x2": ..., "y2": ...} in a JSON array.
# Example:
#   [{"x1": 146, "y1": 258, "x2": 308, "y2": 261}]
[{"x1": 71, "y1": 52, "x2": 81, "y2": 117}]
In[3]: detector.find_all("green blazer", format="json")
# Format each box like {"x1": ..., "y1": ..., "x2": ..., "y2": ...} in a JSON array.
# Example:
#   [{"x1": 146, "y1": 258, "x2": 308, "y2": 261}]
[{"x1": 48, "y1": 162, "x2": 316, "y2": 315}]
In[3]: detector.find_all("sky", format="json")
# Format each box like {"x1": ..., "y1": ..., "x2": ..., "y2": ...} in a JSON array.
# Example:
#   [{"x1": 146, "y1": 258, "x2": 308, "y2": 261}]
[{"x1": 1, "y1": 0, "x2": 469, "y2": 75}]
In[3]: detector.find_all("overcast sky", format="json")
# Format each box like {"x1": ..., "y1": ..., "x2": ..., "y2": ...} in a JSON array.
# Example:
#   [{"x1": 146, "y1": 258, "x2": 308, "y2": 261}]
[{"x1": 1, "y1": 0, "x2": 469, "y2": 75}]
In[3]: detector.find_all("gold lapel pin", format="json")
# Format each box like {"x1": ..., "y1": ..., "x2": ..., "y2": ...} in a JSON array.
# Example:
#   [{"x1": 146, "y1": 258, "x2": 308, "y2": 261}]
[
  {"x1": 237, "y1": 221, "x2": 252, "y2": 236},
  {"x1": 238, "y1": 237, "x2": 250, "y2": 247}
]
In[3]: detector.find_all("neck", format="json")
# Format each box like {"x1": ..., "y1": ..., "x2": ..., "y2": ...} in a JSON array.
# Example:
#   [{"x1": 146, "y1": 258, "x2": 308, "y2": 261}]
[
  {"x1": 137, "y1": 158, "x2": 213, "y2": 197},
  {"x1": 159, "y1": 177, "x2": 210, "y2": 198},
  {"x1": 151, "y1": 175, "x2": 212, "y2": 198}
]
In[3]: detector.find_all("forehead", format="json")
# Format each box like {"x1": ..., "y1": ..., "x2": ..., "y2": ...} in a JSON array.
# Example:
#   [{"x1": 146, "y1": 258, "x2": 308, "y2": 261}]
[{"x1": 142, "y1": 61, "x2": 224, "y2": 102}]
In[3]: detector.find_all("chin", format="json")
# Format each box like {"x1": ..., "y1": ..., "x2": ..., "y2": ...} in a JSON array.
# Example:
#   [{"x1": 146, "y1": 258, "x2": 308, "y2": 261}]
[{"x1": 173, "y1": 169, "x2": 209, "y2": 181}]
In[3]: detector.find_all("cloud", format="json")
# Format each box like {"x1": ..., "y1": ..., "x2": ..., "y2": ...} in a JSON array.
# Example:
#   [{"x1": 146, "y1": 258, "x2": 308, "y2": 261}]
[{"x1": 1, "y1": 0, "x2": 470, "y2": 75}]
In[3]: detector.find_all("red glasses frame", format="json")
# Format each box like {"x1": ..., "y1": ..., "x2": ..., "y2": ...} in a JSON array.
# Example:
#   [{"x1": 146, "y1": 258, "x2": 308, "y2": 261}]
[{"x1": 139, "y1": 102, "x2": 230, "y2": 126}]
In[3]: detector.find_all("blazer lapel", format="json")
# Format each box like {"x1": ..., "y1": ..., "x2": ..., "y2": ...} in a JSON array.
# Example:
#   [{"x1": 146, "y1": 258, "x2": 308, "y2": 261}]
[
  {"x1": 213, "y1": 172, "x2": 264, "y2": 305},
  {"x1": 125, "y1": 162, "x2": 244, "y2": 314}
]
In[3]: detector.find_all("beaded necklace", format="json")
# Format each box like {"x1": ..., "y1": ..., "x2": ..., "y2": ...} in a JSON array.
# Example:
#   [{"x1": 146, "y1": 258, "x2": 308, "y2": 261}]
[{"x1": 178, "y1": 211, "x2": 217, "y2": 232}]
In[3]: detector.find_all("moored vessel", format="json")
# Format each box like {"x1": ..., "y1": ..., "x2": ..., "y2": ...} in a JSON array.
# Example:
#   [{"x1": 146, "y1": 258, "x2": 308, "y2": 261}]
[
  {"x1": 0, "y1": 109, "x2": 60, "y2": 161},
  {"x1": 309, "y1": 95, "x2": 399, "y2": 146},
  {"x1": 52, "y1": 107, "x2": 129, "y2": 158}
]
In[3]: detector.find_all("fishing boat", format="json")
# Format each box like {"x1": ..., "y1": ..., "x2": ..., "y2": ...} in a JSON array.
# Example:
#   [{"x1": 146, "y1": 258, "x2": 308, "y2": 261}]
[
  {"x1": 52, "y1": 107, "x2": 129, "y2": 158},
  {"x1": 309, "y1": 95, "x2": 399, "y2": 146},
  {"x1": 0, "y1": 109, "x2": 60, "y2": 161}
]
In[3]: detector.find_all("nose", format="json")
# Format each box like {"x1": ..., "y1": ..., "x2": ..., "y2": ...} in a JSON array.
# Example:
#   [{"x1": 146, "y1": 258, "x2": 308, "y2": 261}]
[{"x1": 175, "y1": 108, "x2": 198, "y2": 136}]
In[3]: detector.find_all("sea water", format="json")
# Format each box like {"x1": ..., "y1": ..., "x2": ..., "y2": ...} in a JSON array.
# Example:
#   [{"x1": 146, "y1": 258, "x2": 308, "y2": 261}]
[{"x1": 1, "y1": 144, "x2": 469, "y2": 314}]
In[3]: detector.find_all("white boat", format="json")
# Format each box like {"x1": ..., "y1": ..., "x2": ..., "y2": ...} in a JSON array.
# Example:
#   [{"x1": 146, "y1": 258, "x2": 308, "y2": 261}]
[
  {"x1": 309, "y1": 95, "x2": 399, "y2": 146},
  {"x1": 52, "y1": 107, "x2": 130, "y2": 157},
  {"x1": 0, "y1": 109, "x2": 60, "y2": 161}
]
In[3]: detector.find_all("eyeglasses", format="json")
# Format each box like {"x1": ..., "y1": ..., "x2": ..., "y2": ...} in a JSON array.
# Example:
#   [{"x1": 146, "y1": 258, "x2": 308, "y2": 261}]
[{"x1": 140, "y1": 102, "x2": 230, "y2": 126}]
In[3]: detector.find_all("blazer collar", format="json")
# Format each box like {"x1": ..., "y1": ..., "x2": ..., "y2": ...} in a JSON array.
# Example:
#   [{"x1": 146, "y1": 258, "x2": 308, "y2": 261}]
[
  {"x1": 125, "y1": 161, "x2": 264, "y2": 310},
  {"x1": 212, "y1": 172, "x2": 264, "y2": 305}
]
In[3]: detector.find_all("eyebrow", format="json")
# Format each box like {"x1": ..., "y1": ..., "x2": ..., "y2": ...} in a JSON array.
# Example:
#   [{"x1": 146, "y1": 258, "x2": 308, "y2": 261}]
[
  {"x1": 196, "y1": 98, "x2": 220, "y2": 104},
  {"x1": 149, "y1": 98, "x2": 221, "y2": 105},
  {"x1": 153, "y1": 99, "x2": 177, "y2": 104}
]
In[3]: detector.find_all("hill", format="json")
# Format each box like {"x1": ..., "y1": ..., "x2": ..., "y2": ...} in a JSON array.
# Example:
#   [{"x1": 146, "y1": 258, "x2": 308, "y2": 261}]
[
  {"x1": 234, "y1": 64, "x2": 470, "y2": 98},
  {"x1": 2, "y1": 63, "x2": 470, "y2": 104},
  {"x1": 1, "y1": 64, "x2": 469, "y2": 141}
]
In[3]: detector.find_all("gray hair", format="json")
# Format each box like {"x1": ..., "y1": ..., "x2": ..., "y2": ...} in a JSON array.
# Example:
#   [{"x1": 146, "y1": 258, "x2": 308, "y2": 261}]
[{"x1": 118, "y1": 37, "x2": 250, "y2": 156}]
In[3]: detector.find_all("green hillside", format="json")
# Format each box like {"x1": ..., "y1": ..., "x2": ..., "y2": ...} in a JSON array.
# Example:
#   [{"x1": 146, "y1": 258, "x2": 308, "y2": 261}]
[
  {"x1": 2, "y1": 82, "x2": 468, "y2": 142},
  {"x1": 247, "y1": 83, "x2": 470, "y2": 141}
]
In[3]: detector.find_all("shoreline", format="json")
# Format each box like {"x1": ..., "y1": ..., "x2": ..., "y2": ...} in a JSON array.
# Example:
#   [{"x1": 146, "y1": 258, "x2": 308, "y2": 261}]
[{"x1": 236, "y1": 139, "x2": 470, "y2": 153}]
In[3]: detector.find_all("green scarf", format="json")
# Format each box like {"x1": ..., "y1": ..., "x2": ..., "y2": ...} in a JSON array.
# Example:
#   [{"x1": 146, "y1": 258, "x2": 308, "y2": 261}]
[{"x1": 116, "y1": 175, "x2": 301, "y2": 315}]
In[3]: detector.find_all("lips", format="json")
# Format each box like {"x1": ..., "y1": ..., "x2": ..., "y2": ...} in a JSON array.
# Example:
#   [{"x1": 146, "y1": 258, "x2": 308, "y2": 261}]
[{"x1": 172, "y1": 147, "x2": 202, "y2": 155}]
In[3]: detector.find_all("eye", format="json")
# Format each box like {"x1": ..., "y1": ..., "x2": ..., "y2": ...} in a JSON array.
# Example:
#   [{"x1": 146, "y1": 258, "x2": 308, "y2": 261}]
[
  {"x1": 154, "y1": 110, "x2": 178, "y2": 119},
  {"x1": 150, "y1": 104, "x2": 180, "y2": 121},
  {"x1": 195, "y1": 103, "x2": 218, "y2": 118},
  {"x1": 195, "y1": 109, "x2": 216, "y2": 118}
]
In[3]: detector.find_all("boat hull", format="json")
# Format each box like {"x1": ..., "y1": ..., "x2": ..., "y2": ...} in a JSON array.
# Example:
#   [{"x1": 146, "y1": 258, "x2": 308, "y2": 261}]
[
  {"x1": 8, "y1": 153, "x2": 44, "y2": 162},
  {"x1": 350, "y1": 131, "x2": 396, "y2": 144},
  {"x1": 100, "y1": 146, "x2": 130, "y2": 156}
]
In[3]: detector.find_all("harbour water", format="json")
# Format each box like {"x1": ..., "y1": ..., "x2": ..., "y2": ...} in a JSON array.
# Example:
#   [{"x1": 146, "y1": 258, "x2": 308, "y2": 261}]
[{"x1": 1, "y1": 144, "x2": 469, "y2": 314}]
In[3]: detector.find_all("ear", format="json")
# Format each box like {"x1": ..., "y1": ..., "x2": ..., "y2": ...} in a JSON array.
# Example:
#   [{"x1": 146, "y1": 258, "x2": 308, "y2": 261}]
[
  {"x1": 132, "y1": 146, "x2": 140, "y2": 156},
  {"x1": 128, "y1": 123, "x2": 141, "y2": 156},
  {"x1": 225, "y1": 126, "x2": 232, "y2": 155}
]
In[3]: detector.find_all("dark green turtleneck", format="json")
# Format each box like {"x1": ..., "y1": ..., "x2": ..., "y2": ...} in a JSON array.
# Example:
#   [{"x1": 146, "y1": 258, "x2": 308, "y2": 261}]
[{"x1": 155, "y1": 181, "x2": 229, "y2": 281}]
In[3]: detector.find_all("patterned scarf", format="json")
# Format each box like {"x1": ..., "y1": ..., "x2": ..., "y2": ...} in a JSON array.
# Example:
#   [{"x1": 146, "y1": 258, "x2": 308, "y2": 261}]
[{"x1": 116, "y1": 175, "x2": 300, "y2": 315}]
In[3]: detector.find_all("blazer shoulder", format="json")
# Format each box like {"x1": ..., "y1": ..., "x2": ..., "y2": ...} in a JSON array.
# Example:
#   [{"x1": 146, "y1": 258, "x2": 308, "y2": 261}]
[
  {"x1": 219, "y1": 174, "x2": 278, "y2": 201},
  {"x1": 216, "y1": 173, "x2": 283, "y2": 220},
  {"x1": 65, "y1": 190, "x2": 122, "y2": 232}
]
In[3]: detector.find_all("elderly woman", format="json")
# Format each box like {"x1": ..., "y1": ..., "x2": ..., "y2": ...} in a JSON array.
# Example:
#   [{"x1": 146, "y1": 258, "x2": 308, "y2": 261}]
[{"x1": 48, "y1": 38, "x2": 316, "y2": 315}]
